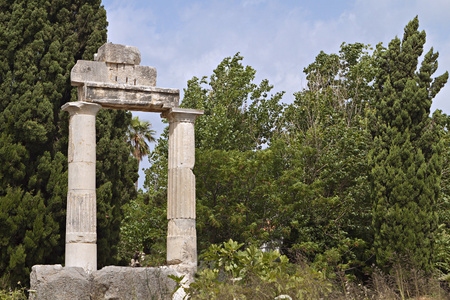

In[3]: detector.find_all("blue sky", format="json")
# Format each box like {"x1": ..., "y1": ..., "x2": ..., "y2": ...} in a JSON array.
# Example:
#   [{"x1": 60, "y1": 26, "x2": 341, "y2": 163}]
[{"x1": 101, "y1": 0, "x2": 450, "y2": 188}]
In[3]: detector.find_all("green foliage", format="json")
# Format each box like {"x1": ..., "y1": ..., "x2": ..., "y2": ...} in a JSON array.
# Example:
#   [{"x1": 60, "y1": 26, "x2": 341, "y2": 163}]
[
  {"x1": 182, "y1": 53, "x2": 284, "y2": 151},
  {"x1": 182, "y1": 54, "x2": 285, "y2": 256},
  {"x1": 143, "y1": 54, "x2": 285, "y2": 257},
  {"x1": 195, "y1": 149, "x2": 283, "y2": 251},
  {"x1": 127, "y1": 116, "x2": 156, "y2": 167},
  {"x1": 436, "y1": 114, "x2": 450, "y2": 277},
  {"x1": 127, "y1": 116, "x2": 156, "y2": 190},
  {"x1": 274, "y1": 42, "x2": 376, "y2": 278},
  {"x1": 0, "y1": 288, "x2": 27, "y2": 300},
  {"x1": 118, "y1": 192, "x2": 166, "y2": 266},
  {"x1": 139, "y1": 128, "x2": 170, "y2": 260},
  {"x1": 144, "y1": 127, "x2": 169, "y2": 198},
  {"x1": 140, "y1": 20, "x2": 449, "y2": 286},
  {"x1": 142, "y1": 45, "x2": 378, "y2": 280},
  {"x1": 369, "y1": 17, "x2": 448, "y2": 273},
  {"x1": 96, "y1": 109, "x2": 138, "y2": 267},
  {"x1": 187, "y1": 239, "x2": 332, "y2": 299}
]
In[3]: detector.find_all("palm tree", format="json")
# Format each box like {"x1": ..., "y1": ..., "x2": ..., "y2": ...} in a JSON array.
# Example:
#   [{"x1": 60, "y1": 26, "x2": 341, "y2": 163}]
[{"x1": 127, "y1": 116, "x2": 156, "y2": 189}]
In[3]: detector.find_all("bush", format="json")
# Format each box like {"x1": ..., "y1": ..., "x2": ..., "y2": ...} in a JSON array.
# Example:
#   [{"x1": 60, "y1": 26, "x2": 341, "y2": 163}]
[{"x1": 186, "y1": 239, "x2": 332, "y2": 299}]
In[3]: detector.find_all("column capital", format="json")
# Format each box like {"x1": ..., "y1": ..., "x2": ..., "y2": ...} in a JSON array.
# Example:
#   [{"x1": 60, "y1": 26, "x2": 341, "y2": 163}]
[
  {"x1": 62, "y1": 101, "x2": 102, "y2": 116},
  {"x1": 161, "y1": 108, "x2": 204, "y2": 123}
]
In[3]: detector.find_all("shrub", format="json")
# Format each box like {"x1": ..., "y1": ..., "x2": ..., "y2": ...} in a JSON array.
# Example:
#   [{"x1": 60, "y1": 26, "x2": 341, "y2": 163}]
[{"x1": 186, "y1": 239, "x2": 333, "y2": 299}]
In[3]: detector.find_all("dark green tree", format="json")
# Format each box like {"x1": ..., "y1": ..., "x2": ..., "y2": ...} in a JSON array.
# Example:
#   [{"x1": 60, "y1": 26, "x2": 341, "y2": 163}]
[
  {"x1": 96, "y1": 109, "x2": 138, "y2": 268},
  {"x1": 0, "y1": 0, "x2": 137, "y2": 285},
  {"x1": 369, "y1": 17, "x2": 448, "y2": 272}
]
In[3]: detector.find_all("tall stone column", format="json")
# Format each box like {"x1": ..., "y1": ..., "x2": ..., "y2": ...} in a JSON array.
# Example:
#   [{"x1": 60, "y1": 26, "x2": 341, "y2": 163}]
[
  {"x1": 62, "y1": 101, "x2": 101, "y2": 273},
  {"x1": 163, "y1": 108, "x2": 203, "y2": 270}
]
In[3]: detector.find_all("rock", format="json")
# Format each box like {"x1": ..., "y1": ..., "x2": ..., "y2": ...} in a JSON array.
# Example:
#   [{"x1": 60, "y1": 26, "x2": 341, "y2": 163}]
[
  {"x1": 29, "y1": 265, "x2": 91, "y2": 300},
  {"x1": 29, "y1": 265, "x2": 180, "y2": 300},
  {"x1": 91, "y1": 266, "x2": 178, "y2": 300}
]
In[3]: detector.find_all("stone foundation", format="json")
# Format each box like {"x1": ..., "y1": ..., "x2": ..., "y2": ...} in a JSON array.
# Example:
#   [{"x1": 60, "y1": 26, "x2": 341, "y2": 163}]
[{"x1": 29, "y1": 265, "x2": 183, "y2": 300}]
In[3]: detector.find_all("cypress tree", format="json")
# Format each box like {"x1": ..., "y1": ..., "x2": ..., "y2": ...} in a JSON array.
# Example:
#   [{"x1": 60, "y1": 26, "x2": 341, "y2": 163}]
[
  {"x1": 369, "y1": 17, "x2": 448, "y2": 272},
  {"x1": 0, "y1": 0, "x2": 137, "y2": 285}
]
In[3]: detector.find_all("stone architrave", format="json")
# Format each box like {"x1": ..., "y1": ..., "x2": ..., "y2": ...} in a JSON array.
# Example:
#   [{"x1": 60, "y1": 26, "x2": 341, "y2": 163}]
[
  {"x1": 62, "y1": 101, "x2": 101, "y2": 273},
  {"x1": 61, "y1": 43, "x2": 204, "y2": 276},
  {"x1": 71, "y1": 43, "x2": 180, "y2": 112},
  {"x1": 162, "y1": 108, "x2": 203, "y2": 270}
]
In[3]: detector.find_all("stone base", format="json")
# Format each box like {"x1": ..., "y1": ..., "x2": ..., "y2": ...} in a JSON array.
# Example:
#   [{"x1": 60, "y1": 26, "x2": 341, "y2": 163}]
[{"x1": 29, "y1": 265, "x2": 181, "y2": 300}]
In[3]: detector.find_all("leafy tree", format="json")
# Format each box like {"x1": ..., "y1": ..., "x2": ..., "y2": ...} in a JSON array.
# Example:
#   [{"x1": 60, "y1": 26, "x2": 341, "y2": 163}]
[
  {"x1": 143, "y1": 48, "x2": 376, "y2": 278},
  {"x1": 181, "y1": 54, "x2": 285, "y2": 251},
  {"x1": 369, "y1": 17, "x2": 448, "y2": 273},
  {"x1": 274, "y1": 43, "x2": 376, "y2": 278},
  {"x1": 195, "y1": 149, "x2": 282, "y2": 251},
  {"x1": 140, "y1": 54, "x2": 285, "y2": 259},
  {"x1": 182, "y1": 53, "x2": 284, "y2": 151},
  {"x1": 0, "y1": 0, "x2": 137, "y2": 285},
  {"x1": 118, "y1": 192, "x2": 166, "y2": 266},
  {"x1": 118, "y1": 129, "x2": 170, "y2": 266}
]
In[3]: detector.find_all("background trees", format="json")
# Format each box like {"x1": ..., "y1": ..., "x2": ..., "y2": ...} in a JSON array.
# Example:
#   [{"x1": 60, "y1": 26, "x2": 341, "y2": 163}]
[
  {"x1": 138, "y1": 19, "x2": 448, "y2": 281},
  {"x1": 139, "y1": 45, "x2": 377, "y2": 278},
  {"x1": 272, "y1": 43, "x2": 375, "y2": 277}
]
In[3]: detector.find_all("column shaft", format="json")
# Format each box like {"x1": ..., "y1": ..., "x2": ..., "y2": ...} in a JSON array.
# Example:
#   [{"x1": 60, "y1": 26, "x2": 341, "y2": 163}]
[
  {"x1": 62, "y1": 102, "x2": 101, "y2": 273},
  {"x1": 163, "y1": 108, "x2": 203, "y2": 267}
]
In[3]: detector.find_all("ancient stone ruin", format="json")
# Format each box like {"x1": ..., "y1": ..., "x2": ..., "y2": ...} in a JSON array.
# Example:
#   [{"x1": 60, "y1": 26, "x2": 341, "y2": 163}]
[{"x1": 30, "y1": 43, "x2": 203, "y2": 299}]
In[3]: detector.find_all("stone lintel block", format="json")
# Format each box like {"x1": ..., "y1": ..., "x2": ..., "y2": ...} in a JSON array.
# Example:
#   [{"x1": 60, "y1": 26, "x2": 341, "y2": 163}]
[
  {"x1": 167, "y1": 219, "x2": 197, "y2": 266},
  {"x1": 71, "y1": 61, "x2": 108, "y2": 86},
  {"x1": 71, "y1": 60, "x2": 157, "y2": 87},
  {"x1": 95, "y1": 43, "x2": 141, "y2": 65},
  {"x1": 167, "y1": 168, "x2": 196, "y2": 219},
  {"x1": 78, "y1": 82, "x2": 179, "y2": 112}
]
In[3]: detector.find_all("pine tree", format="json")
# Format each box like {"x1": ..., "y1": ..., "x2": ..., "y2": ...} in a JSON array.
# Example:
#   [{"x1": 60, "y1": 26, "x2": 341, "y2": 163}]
[
  {"x1": 0, "y1": 0, "x2": 137, "y2": 285},
  {"x1": 369, "y1": 17, "x2": 448, "y2": 272}
]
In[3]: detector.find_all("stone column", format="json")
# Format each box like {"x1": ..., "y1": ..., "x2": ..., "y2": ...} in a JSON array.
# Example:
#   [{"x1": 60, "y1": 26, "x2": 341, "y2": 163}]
[
  {"x1": 62, "y1": 101, "x2": 102, "y2": 273},
  {"x1": 162, "y1": 108, "x2": 203, "y2": 270}
]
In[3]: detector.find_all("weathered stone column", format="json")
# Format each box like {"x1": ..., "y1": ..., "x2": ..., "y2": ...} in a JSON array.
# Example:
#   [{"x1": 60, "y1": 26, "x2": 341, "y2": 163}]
[
  {"x1": 162, "y1": 108, "x2": 203, "y2": 270},
  {"x1": 62, "y1": 101, "x2": 102, "y2": 273}
]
